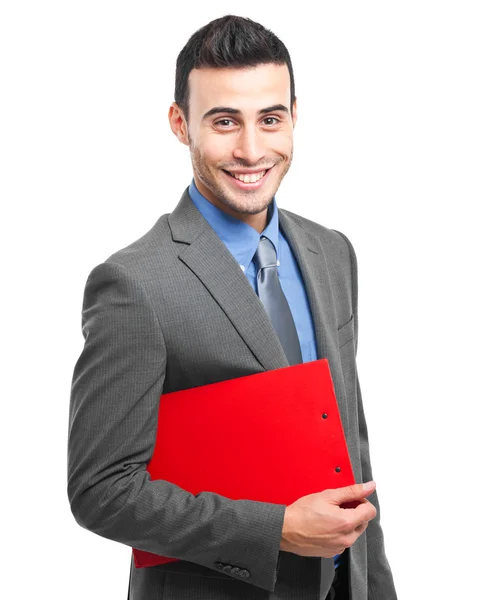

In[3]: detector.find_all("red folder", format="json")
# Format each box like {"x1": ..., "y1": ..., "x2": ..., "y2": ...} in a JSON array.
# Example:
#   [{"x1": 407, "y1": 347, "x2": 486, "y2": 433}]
[{"x1": 132, "y1": 358, "x2": 355, "y2": 568}]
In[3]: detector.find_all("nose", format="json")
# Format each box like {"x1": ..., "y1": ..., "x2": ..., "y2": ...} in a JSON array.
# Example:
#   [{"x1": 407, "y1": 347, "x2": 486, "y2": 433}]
[{"x1": 232, "y1": 126, "x2": 266, "y2": 165}]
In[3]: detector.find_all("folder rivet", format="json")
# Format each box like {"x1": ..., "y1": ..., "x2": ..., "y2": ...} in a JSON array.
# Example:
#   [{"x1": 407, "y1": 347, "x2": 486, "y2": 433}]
[
  {"x1": 322, "y1": 413, "x2": 328, "y2": 419},
  {"x1": 335, "y1": 466, "x2": 341, "y2": 473}
]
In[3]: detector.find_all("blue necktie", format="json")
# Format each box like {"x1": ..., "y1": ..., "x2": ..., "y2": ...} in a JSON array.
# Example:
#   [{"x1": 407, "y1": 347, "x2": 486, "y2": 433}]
[{"x1": 253, "y1": 236, "x2": 303, "y2": 366}]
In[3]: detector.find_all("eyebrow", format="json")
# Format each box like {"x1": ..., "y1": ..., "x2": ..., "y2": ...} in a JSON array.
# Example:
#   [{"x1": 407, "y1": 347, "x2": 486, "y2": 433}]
[{"x1": 202, "y1": 104, "x2": 290, "y2": 120}]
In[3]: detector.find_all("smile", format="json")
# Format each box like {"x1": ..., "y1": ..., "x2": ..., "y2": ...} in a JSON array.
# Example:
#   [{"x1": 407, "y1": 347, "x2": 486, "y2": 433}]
[{"x1": 222, "y1": 167, "x2": 273, "y2": 189}]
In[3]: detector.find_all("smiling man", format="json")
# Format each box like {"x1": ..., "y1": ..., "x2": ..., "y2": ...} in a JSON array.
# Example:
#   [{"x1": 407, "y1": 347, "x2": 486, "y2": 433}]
[
  {"x1": 172, "y1": 63, "x2": 295, "y2": 232},
  {"x1": 68, "y1": 15, "x2": 397, "y2": 600}
]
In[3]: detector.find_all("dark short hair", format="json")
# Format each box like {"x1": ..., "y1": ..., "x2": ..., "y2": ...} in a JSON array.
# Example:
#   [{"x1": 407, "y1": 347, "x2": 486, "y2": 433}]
[{"x1": 175, "y1": 15, "x2": 296, "y2": 123}]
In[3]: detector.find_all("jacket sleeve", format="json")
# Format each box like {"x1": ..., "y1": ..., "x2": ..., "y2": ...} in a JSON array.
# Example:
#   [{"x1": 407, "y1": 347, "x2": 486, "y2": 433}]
[
  {"x1": 335, "y1": 232, "x2": 398, "y2": 600},
  {"x1": 67, "y1": 261, "x2": 286, "y2": 593}
]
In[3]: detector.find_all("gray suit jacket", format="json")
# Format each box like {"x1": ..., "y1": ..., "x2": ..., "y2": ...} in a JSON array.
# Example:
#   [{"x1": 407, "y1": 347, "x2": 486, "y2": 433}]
[{"x1": 67, "y1": 188, "x2": 397, "y2": 600}]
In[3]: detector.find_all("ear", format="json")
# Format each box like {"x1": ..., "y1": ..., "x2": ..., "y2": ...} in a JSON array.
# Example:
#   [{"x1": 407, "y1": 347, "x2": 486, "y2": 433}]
[
  {"x1": 168, "y1": 102, "x2": 190, "y2": 146},
  {"x1": 292, "y1": 98, "x2": 297, "y2": 129}
]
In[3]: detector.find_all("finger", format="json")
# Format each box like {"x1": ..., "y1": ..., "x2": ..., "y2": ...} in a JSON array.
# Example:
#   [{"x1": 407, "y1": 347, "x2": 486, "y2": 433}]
[
  {"x1": 354, "y1": 521, "x2": 368, "y2": 534},
  {"x1": 345, "y1": 501, "x2": 377, "y2": 528},
  {"x1": 325, "y1": 481, "x2": 376, "y2": 505},
  {"x1": 346, "y1": 522, "x2": 369, "y2": 547}
]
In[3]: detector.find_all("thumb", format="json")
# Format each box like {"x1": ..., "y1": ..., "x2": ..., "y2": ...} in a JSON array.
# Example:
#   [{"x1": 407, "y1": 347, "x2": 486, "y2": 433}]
[{"x1": 326, "y1": 481, "x2": 376, "y2": 505}]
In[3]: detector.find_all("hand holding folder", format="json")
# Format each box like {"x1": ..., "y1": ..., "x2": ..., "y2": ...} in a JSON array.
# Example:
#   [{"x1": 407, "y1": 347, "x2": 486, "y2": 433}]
[{"x1": 133, "y1": 358, "x2": 357, "y2": 568}]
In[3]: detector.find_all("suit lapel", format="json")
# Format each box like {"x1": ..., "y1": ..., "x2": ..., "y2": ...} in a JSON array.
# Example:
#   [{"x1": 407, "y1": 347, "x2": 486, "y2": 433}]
[
  {"x1": 278, "y1": 210, "x2": 350, "y2": 429},
  {"x1": 168, "y1": 189, "x2": 350, "y2": 428},
  {"x1": 169, "y1": 188, "x2": 289, "y2": 372}
]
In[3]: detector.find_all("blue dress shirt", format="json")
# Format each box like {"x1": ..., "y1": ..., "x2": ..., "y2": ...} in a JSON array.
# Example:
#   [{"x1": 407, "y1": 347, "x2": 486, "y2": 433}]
[{"x1": 188, "y1": 179, "x2": 342, "y2": 569}]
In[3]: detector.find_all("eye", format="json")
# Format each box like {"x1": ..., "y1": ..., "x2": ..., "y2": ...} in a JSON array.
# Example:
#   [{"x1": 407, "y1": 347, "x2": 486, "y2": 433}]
[
  {"x1": 215, "y1": 119, "x2": 235, "y2": 127},
  {"x1": 262, "y1": 117, "x2": 280, "y2": 126}
]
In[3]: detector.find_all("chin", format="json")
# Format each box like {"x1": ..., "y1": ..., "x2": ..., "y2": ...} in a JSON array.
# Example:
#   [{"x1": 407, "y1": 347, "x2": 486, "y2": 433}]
[{"x1": 224, "y1": 193, "x2": 274, "y2": 216}]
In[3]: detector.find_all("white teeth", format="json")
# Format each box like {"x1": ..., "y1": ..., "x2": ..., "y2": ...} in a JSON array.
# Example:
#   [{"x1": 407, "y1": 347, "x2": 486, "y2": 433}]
[{"x1": 229, "y1": 170, "x2": 267, "y2": 183}]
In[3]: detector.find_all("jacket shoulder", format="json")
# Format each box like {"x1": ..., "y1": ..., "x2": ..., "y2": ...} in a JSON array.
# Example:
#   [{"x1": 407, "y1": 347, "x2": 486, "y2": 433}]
[
  {"x1": 81, "y1": 213, "x2": 173, "y2": 284},
  {"x1": 279, "y1": 207, "x2": 355, "y2": 263},
  {"x1": 279, "y1": 207, "x2": 358, "y2": 316},
  {"x1": 105, "y1": 213, "x2": 171, "y2": 264}
]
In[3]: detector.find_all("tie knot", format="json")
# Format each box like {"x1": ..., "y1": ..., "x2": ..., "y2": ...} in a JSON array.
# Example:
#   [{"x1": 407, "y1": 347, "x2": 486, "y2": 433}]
[{"x1": 253, "y1": 236, "x2": 277, "y2": 272}]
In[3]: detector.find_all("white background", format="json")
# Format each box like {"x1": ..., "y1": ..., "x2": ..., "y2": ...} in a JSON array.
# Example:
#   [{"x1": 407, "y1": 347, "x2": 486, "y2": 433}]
[{"x1": 1, "y1": 1, "x2": 500, "y2": 599}]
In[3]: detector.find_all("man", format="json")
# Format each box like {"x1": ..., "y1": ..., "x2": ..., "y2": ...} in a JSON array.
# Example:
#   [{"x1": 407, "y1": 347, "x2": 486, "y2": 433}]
[{"x1": 67, "y1": 14, "x2": 397, "y2": 600}]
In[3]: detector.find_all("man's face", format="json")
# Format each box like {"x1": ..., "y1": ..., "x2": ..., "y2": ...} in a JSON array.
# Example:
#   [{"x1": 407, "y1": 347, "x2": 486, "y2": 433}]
[{"x1": 170, "y1": 63, "x2": 297, "y2": 225}]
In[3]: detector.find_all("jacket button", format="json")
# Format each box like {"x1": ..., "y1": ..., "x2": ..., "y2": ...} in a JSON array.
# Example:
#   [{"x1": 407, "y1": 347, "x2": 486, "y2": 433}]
[
  {"x1": 240, "y1": 569, "x2": 250, "y2": 579},
  {"x1": 335, "y1": 466, "x2": 341, "y2": 472},
  {"x1": 222, "y1": 565, "x2": 233, "y2": 574},
  {"x1": 214, "y1": 562, "x2": 224, "y2": 570},
  {"x1": 230, "y1": 566, "x2": 241, "y2": 575}
]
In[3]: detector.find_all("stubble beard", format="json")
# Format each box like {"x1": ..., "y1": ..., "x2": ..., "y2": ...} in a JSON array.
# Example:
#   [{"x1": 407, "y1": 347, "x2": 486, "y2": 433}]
[{"x1": 189, "y1": 142, "x2": 293, "y2": 216}]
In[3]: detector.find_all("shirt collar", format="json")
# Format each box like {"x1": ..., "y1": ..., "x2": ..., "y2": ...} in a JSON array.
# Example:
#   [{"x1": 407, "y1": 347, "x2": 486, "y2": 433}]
[{"x1": 188, "y1": 178, "x2": 280, "y2": 273}]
